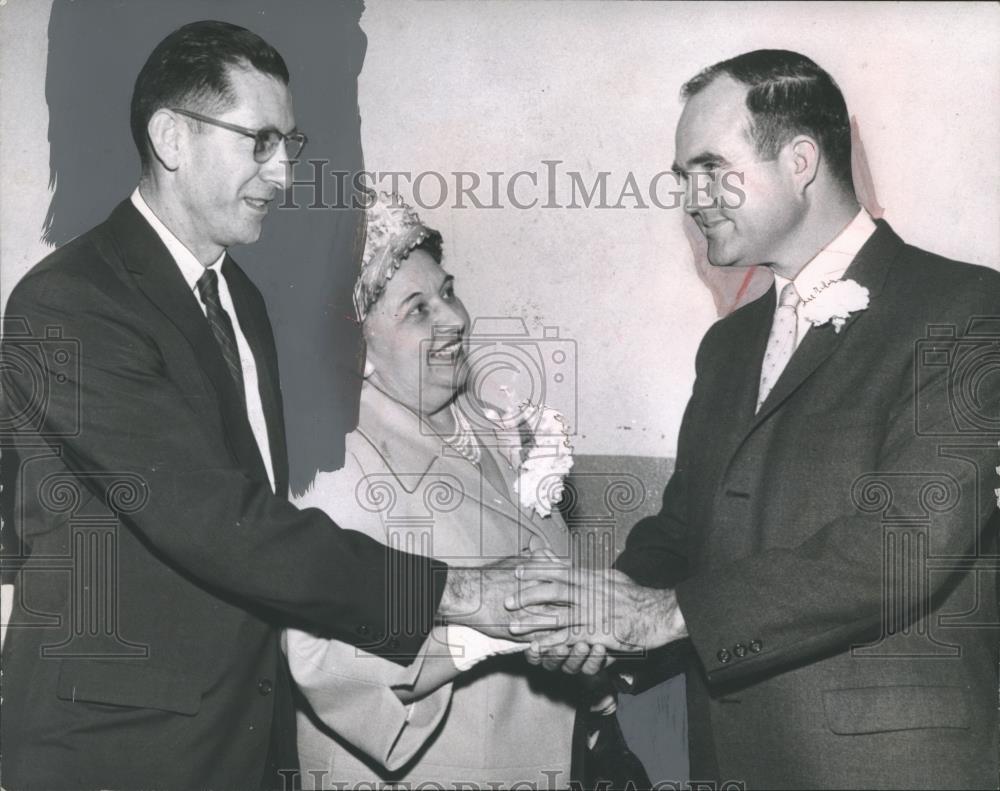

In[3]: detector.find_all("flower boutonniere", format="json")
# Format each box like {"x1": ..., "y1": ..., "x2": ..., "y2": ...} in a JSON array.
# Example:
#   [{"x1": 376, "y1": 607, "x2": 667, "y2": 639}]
[
  {"x1": 489, "y1": 401, "x2": 574, "y2": 518},
  {"x1": 800, "y1": 278, "x2": 870, "y2": 333}
]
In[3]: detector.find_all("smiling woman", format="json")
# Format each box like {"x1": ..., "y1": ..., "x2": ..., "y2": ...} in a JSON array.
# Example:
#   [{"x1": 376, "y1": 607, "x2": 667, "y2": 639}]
[
  {"x1": 362, "y1": 250, "x2": 471, "y2": 429},
  {"x1": 353, "y1": 199, "x2": 472, "y2": 435},
  {"x1": 283, "y1": 193, "x2": 582, "y2": 789}
]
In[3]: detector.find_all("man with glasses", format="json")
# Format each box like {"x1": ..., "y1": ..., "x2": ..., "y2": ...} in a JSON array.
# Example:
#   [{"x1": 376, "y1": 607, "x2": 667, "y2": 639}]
[{"x1": 0, "y1": 20, "x2": 539, "y2": 790}]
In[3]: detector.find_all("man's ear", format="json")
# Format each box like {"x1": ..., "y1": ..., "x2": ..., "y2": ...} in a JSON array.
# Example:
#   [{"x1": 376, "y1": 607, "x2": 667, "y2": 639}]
[
  {"x1": 146, "y1": 109, "x2": 182, "y2": 172},
  {"x1": 785, "y1": 135, "x2": 820, "y2": 195}
]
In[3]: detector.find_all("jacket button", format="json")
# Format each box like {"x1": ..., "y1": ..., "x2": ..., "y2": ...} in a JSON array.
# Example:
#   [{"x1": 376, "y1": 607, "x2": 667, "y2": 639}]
[
  {"x1": 733, "y1": 643, "x2": 747, "y2": 658},
  {"x1": 257, "y1": 678, "x2": 273, "y2": 695},
  {"x1": 749, "y1": 639, "x2": 763, "y2": 653},
  {"x1": 356, "y1": 624, "x2": 370, "y2": 636},
  {"x1": 717, "y1": 648, "x2": 731, "y2": 664}
]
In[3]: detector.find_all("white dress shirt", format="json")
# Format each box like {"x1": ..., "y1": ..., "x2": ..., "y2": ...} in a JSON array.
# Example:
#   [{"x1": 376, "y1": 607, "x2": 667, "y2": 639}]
[
  {"x1": 773, "y1": 208, "x2": 878, "y2": 350},
  {"x1": 131, "y1": 188, "x2": 275, "y2": 493}
]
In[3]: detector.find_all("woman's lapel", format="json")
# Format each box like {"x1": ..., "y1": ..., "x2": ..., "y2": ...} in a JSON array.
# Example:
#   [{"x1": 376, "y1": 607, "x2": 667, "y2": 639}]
[{"x1": 356, "y1": 384, "x2": 565, "y2": 554}]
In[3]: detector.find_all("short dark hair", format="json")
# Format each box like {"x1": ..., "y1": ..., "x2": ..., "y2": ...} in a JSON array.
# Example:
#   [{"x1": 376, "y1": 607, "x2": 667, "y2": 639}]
[
  {"x1": 130, "y1": 20, "x2": 290, "y2": 170},
  {"x1": 412, "y1": 231, "x2": 444, "y2": 265},
  {"x1": 682, "y1": 49, "x2": 854, "y2": 193}
]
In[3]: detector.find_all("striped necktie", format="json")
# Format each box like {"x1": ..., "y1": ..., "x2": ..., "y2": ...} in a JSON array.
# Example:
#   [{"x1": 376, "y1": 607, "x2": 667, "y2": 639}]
[
  {"x1": 196, "y1": 268, "x2": 246, "y2": 402},
  {"x1": 756, "y1": 282, "x2": 800, "y2": 412}
]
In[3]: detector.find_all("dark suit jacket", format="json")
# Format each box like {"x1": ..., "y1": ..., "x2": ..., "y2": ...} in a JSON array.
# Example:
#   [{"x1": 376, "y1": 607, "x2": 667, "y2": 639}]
[
  {"x1": 616, "y1": 221, "x2": 1000, "y2": 790},
  {"x1": 0, "y1": 200, "x2": 447, "y2": 790}
]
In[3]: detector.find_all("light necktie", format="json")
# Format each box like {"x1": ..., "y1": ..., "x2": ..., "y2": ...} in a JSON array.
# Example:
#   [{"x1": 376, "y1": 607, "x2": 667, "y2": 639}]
[
  {"x1": 756, "y1": 282, "x2": 800, "y2": 412},
  {"x1": 196, "y1": 268, "x2": 246, "y2": 403}
]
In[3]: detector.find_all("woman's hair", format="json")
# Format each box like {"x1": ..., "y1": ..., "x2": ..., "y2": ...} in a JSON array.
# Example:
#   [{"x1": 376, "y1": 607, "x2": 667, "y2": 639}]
[
  {"x1": 412, "y1": 233, "x2": 443, "y2": 265},
  {"x1": 353, "y1": 194, "x2": 443, "y2": 322}
]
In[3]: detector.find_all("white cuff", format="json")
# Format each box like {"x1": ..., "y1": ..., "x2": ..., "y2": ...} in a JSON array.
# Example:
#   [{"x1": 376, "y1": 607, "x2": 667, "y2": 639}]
[
  {"x1": 446, "y1": 625, "x2": 527, "y2": 671},
  {"x1": 1, "y1": 583, "x2": 12, "y2": 650}
]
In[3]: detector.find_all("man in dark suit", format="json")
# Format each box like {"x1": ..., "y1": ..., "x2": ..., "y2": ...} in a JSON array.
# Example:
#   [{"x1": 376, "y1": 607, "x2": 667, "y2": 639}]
[
  {"x1": 512, "y1": 50, "x2": 999, "y2": 789},
  {"x1": 0, "y1": 21, "x2": 536, "y2": 790}
]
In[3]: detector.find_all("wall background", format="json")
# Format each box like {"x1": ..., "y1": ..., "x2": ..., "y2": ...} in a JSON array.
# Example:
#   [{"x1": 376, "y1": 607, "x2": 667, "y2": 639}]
[{"x1": 2, "y1": 0, "x2": 998, "y2": 461}]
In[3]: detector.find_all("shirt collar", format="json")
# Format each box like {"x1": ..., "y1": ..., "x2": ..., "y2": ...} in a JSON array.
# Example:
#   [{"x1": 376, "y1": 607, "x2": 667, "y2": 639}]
[
  {"x1": 774, "y1": 208, "x2": 877, "y2": 298},
  {"x1": 130, "y1": 187, "x2": 225, "y2": 293}
]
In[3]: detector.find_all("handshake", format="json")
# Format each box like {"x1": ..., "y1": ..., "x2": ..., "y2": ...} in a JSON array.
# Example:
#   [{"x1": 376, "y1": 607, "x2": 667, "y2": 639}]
[{"x1": 438, "y1": 550, "x2": 689, "y2": 675}]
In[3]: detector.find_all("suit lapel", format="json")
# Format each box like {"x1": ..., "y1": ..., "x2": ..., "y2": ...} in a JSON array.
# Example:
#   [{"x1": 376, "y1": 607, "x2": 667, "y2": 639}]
[
  {"x1": 223, "y1": 256, "x2": 289, "y2": 497},
  {"x1": 747, "y1": 220, "x2": 900, "y2": 433},
  {"x1": 105, "y1": 201, "x2": 269, "y2": 487},
  {"x1": 732, "y1": 287, "x2": 777, "y2": 425},
  {"x1": 699, "y1": 287, "x2": 775, "y2": 471}
]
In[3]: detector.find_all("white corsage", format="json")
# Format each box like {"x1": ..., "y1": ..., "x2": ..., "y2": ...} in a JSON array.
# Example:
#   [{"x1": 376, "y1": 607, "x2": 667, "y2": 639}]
[
  {"x1": 800, "y1": 278, "x2": 870, "y2": 333},
  {"x1": 514, "y1": 405, "x2": 574, "y2": 517},
  {"x1": 488, "y1": 401, "x2": 574, "y2": 518},
  {"x1": 994, "y1": 464, "x2": 1000, "y2": 509}
]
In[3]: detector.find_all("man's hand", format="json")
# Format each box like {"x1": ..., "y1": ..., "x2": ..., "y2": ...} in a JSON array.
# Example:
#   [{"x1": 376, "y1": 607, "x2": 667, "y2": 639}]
[
  {"x1": 505, "y1": 565, "x2": 688, "y2": 656},
  {"x1": 436, "y1": 555, "x2": 569, "y2": 641}
]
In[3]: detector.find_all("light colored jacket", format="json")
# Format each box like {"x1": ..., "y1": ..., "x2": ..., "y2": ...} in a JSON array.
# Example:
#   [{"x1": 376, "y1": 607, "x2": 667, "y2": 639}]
[{"x1": 284, "y1": 384, "x2": 577, "y2": 789}]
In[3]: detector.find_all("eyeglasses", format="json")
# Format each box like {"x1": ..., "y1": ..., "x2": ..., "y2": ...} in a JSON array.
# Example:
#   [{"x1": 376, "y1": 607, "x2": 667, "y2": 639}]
[{"x1": 171, "y1": 108, "x2": 307, "y2": 163}]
